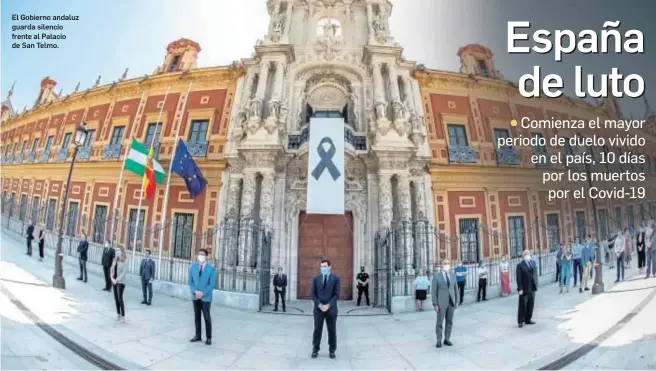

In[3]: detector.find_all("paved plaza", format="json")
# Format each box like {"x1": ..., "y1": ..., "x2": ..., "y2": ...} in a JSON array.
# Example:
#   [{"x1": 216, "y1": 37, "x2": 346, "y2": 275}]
[{"x1": 1, "y1": 232, "x2": 655, "y2": 370}]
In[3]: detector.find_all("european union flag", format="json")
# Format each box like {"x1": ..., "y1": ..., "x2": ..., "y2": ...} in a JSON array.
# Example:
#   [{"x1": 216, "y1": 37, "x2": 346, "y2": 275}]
[{"x1": 171, "y1": 139, "x2": 207, "y2": 199}]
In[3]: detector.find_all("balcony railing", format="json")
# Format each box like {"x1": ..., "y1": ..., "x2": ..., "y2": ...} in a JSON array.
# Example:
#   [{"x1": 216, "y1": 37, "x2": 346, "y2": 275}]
[
  {"x1": 6, "y1": 154, "x2": 14, "y2": 164},
  {"x1": 496, "y1": 147, "x2": 521, "y2": 165},
  {"x1": 287, "y1": 127, "x2": 367, "y2": 151},
  {"x1": 77, "y1": 147, "x2": 92, "y2": 161},
  {"x1": 27, "y1": 151, "x2": 36, "y2": 163},
  {"x1": 187, "y1": 140, "x2": 207, "y2": 157},
  {"x1": 448, "y1": 145, "x2": 478, "y2": 164},
  {"x1": 14, "y1": 153, "x2": 24, "y2": 164},
  {"x1": 103, "y1": 144, "x2": 122, "y2": 160},
  {"x1": 39, "y1": 150, "x2": 51, "y2": 163},
  {"x1": 55, "y1": 148, "x2": 69, "y2": 162}
]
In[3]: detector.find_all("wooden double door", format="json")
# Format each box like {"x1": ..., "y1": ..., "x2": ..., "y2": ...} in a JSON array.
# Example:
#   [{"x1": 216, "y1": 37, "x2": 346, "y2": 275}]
[{"x1": 297, "y1": 211, "x2": 353, "y2": 300}]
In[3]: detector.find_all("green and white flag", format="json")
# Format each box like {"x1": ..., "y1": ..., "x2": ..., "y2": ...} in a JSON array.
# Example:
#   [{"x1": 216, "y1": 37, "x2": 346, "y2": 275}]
[{"x1": 124, "y1": 139, "x2": 165, "y2": 184}]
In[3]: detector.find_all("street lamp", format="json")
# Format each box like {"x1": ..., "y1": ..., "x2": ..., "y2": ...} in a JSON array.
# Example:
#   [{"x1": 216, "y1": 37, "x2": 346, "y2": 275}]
[{"x1": 53, "y1": 122, "x2": 88, "y2": 289}]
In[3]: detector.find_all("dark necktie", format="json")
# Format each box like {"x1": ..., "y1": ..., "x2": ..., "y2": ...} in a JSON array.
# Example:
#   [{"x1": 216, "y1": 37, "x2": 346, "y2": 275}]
[
  {"x1": 323, "y1": 275, "x2": 327, "y2": 289},
  {"x1": 199, "y1": 265, "x2": 203, "y2": 277},
  {"x1": 445, "y1": 273, "x2": 450, "y2": 287}
]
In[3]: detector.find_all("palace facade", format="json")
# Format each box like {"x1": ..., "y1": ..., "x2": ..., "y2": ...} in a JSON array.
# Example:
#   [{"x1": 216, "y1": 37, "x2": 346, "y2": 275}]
[{"x1": 2, "y1": 0, "x2": 656, "y2": 302}]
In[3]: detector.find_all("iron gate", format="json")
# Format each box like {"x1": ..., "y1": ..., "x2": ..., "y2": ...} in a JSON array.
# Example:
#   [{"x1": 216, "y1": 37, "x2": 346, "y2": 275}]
[
  {"x1": 257, "y1": 230, "x2": 272, "y2": 310},
  {"x1": 373, "y1": 229, "x2": 392, "y2": 312}
]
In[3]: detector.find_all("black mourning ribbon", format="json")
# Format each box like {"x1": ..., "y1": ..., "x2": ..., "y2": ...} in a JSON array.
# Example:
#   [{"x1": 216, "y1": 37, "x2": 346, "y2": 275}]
[{"x1": 311, "y1": 137, "x2": 341, "y2": 181}]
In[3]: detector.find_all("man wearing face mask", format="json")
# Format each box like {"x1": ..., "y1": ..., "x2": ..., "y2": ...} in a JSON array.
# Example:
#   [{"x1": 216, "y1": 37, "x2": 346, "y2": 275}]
[
  {"x1": 516, "y1": 249, "x2": 538, "y2": 328},
  {"x1": 140, "y1": 249, "x2": 155, "y2": 305},
  {"x1": 311, "y1": 259, "x2": 340, "y2": 359},
  {"x1": 100, "y1": 240, "x2": 116, "y2": 291},
  {"x1": 273, "y1": 267, "x2": 287, "y2": 312},
  {"x1": 431, "y1": 259, "x2": 458, "y2": 348},
  {"x1": 188, "y1": 249, "x2": 216, "y2": 345},
  {"x1": 77, "y1": 233, "x2": 89, "y2": 282},
  {"x1": 356, "y1": 266, "x2": 370, "y2": 306}
]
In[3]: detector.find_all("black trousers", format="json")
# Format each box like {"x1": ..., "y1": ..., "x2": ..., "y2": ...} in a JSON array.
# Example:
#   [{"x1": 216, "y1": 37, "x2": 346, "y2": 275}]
[
  {"x1": 457, "y1": 281, "x2": 465, "y2": 304},
  {"x1": 555, "y1": 262, "x2": 561, "y2": 282},
  {"x1": 141, "y1": 279, "x2": 153, "y2": 303},
  {"x1": 26, "y1": 238, "x2": 33, "y2": 255},
  {"x1": 193, "y1": 299, "x2": 212, "y2": 340},
  {"x1": 103, "y1": 265, "x2": 112, "y2": 290},
  {"x1": 616, "y1": 255, "x2": 625, "y2": 281},
  {"x1": 573, "y1": 259, "x2": 583, "y2": 286},
  {"x1": 274, "y1": 289, "x2": 286, "y2": 310},
  {"x1": 78, "y1": 259, "x2": 87, "y2": 281},
  {"x1": 113, "y1": 283, "x2": 126, "y2": 316},
  {"x1": 357, "y1": 285, "x2": 369, "y2": 306},
  {"x1": 517, "y1": 291, "x2": 535, "y2": 325},
  {"x1": 313, "y1": 308, "x2": 337, "y2": 353},
  {"x1": 38, "y1": 242, "x2": 44, "y2": 258},
  {"x1": 637, "y1": 249, "x2": 646, "y2": 268},
  {"x1": 477, "y1": 278, "x2": 487, "y2": 301}
]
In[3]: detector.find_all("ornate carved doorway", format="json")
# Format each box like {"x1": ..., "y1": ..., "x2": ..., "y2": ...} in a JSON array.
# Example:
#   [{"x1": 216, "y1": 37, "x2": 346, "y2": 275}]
[{"x1": 297, "y1": 211, "x2": 354, "y2": 300}]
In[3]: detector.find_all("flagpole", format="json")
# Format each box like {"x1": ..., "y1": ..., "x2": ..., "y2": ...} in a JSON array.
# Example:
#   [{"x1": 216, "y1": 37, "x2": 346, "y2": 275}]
[
  {"x1": 131, "y1": 85, "x2": 171, "y2": 261},
  {"x1": 109, "y1": 89, "x2": 146, "y2": 246},
  {"x1": 157, "y1": 80, "x2": 193, "y2": 280}
]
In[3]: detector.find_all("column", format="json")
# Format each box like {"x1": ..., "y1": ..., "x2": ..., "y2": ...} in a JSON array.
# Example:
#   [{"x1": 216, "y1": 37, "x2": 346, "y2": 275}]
[
  {"x1": 254, "y1": 62, "x2": 270, "y2": 100},
  {"x1": 238, "y1": 172, "x2": 256, "y2": 266},
  {"x1": 259, "y1": 172, "x2": 275, "y2": 231},
  {"x1": 372, "y1": 63, "x2": 385, "y2": 103},
  {"x1": 412, "y1": 176, "x2": 428, "y2": 270},
  {"x1": 366, "y1": 3, "x2": 375, "y2": 44},
  {"x1": 387, "y1": 63, "x2": 401, "y2": 103},
  {"x1": 242, "y1": 72, "x2": 256, "y2": 104},
  {"x1": 402, "y1": 76, "x2": 416, "y2": 113},
  {"x1": 284, "y1": 2, "x2": 293, "y2": 37},
  {"x1": 378, "y1": 173, "x2": 393, "y2": 229},
  {"x1": 397, "y1": 175, "x2": 414, "y2": 270},
  {"x1": 272, "y1": 61, "x2": 285, "y2": 101}
]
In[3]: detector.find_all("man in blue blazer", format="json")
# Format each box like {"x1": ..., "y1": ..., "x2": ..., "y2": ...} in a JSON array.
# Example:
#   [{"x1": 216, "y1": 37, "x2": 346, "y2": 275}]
[
  {"x1": 311, "y1": 259, "x2": 340, "y2": 359},
  {"x1": 188, "y1": 248, "x2": 216, "y2": 345}
]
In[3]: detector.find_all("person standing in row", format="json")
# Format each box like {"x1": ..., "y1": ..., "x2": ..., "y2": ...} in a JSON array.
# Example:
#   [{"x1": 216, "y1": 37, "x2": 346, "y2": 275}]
[
  {"x1": 101, "y1": 241, "x2": 115, "y2": 292},
  {"x1": 625, "y1": 228, "x2": 633, "y2": 269},
  {"x1": 140, "y1": 249, "x2": 155, "y2": 305},
  {"x1": 646, "y1": 220, "x2": 655, "y2": 279},
  {"x1": 580, "y1": 235, "x2": 596, "y2": 292},
  {"x1": 311, "y1": 260, "x2": 340, "y2": 359},
  {"x1": 432, "y1": 259, "x2": 458, "y2": 348},
  {"x1": 273, "y1": 266, "x2": 287, "y2": 312},
  {"x1": 77, "y1": 233, "x2": 89, "y2": 283},
  {"x1": 516, "y1": 249, "x2": 537, "y2": 328},
  {"x1": 637, "y1": 222, "x2": 647, "y2": 275},
  {"x1": 111, "y1": 247, "x2": 127, "y2": 323},
  {"x1": 189, "y1": 249, "x2": 216, "y2": 345},
  {"x1": 25, "y1": 223, "x2": 34, "y2": 256},
  {"x1": 571, "y1": 238, "x2": 583, "y2": 289},
  {"x1": 559, "y1": 246, "x2": 572, "y2": 293},
  {"x1": 555, "y1": 243, "x2": 565, "y2": 283},
  {"x1": 414, "y1": 270, "x2": 429, "y2": 311},
  {"x1": 454, "y1": 261, "x2": 467, "y2": 305},
  {"x1": 499, "y1": 256, "x2": 511, "y2": 297},
  {"x1": 614, "y1": 229, "x2": 626, "y2": 283},
  {"x1": 476, "y1": 261, "x2": 487, "y2": 302},
  {"x1": 355, "y1": 266, "x2": 369, "y2": 307},
  {"x1": 37, "y1": 225, "x2": 45, "y2": 262}
]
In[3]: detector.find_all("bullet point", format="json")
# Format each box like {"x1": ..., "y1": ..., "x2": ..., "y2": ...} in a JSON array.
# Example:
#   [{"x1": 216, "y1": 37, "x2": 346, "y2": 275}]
[{"x1": 511, "y1": 119, "x2": 518, "y2": 127}]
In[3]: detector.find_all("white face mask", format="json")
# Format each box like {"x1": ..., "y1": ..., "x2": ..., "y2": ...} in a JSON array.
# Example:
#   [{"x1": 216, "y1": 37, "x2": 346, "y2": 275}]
[
  {"x1": 442, "y1": 264, "x2": 450, "y2": 271},
  {"x1": 524, "y1": 255, "x2": 531, "y2": 261},
  {"x1": 198, "y1": 255, "x2": 206, "y2": 263}
]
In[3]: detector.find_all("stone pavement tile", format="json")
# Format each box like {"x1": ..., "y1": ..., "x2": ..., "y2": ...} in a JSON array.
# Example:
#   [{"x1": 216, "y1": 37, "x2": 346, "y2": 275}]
[
  {"x1": 136, "y1": 333, "x2": 196, "y2": 354},
  {"x1": 380, "y1": 330, "x2": 427, "y2": 344},
  {"x1": 390, "y1": 339, "x2": 438, "y2": 357},
  {"x1": 110, "y1": 340, "x2": 176, "y2": 367},
  {"x1": 208, "y1": 337, "x2": 258, "y2": 353},
  {"x1": 172, "y1": 346, "x2": 243, "y2": 369},
  {"x1": 229, "y1": 354, "x2": 300, "y2": 370},
  {"x1": 348, "y1": 343, "x2": 400, "y2": 359},
  {"x1": 455, "y1": 340, "x2": 528, "y2": 370},
  {"x1": 407, "y1": 349, "x2": 482, "y2": 370},
  {"x1": 148, "y1": 355, "x2": 229, "y2": 370},
  {"x1": 245, "y1": 342, "x2": 303, "y2": 358},
  {"x1": 1, "y1": 339, "x2": 16, "y2": 356},
  {"x1": 350, "y1": 355, "x2": 413, "y2": 370},
  {"x1": 344, "y1": 334, "x2": 389, "y2": 346},
  {"x1": 296, "y1": 357, "x2": 353, "y2": 370},
  {"x1": 260, "y1": 333, "x2": 305, "y2": 346}
]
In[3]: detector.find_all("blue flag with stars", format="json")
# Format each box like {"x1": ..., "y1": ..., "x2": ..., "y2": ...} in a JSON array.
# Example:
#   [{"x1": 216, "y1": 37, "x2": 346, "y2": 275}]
[{"x1": 171, "y1": 139, "x2": 207, "y2": 199}]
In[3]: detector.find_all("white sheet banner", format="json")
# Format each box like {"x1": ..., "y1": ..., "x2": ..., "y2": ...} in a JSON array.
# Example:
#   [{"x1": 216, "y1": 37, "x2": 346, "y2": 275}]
[{"x1": 306, "y1": 117, "x2": 345, "y2": 215}]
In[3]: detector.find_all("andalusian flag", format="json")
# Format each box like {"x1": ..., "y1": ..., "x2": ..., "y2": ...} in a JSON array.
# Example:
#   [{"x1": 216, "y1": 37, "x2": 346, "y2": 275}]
[
  {"x1": 142, "y1": 148, "x2": 156, "y2": 200},
  {"x1": 124, "y1": 139, "x2": 165, "y2": 184}
]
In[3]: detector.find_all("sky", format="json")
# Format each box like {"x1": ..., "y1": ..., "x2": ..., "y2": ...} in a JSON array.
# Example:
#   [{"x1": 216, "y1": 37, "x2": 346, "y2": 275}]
[{"x1": 1, "y1": 0, "x2": 654, "y2": 118}]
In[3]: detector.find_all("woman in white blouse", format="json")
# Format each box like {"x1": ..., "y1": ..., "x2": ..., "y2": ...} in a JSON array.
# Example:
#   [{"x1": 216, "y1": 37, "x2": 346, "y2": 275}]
[
  {"x1": 499, "y1": 255, "x2": 511, "y2": 297},
  {"x1": 413, "y1": 270, "x2": 430, "y2": 311},
  {"x1": 476, "y1": 260, "x2": 488, "y2": 302}
]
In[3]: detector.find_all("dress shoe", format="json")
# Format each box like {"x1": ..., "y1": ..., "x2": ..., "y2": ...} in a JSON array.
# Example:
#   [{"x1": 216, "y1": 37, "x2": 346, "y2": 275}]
[
  {"x1": 443, "y1": 340, "x2": 453, "y2": 346},
  {"x1": 526, "y1": 321, "x2": 536, "y2": 325},
  {"x1": 77, "y1": 277, "x2": 83, "y2": 281},
  {"x1": 435, "y1": 342, "x2": 442, "y2": 348},
  {"x1": 274, "y1": 308, "x2": 278, "y2": 312},
  {"x1": 83, "y1": 279, "x2": 87, "y2": 283},
  {"x1": 518, "y1": 323, "x2": 524, "y2": 328},
  {"x1": 329, "y1": 352, "x2": 336, "y2": 359},
  {"x1": 311, "y1": 351, "x2": 318, "y2": 358},
  {"x1": 190, "y1": 336, "x2": 202, "y2": 342},
  {"x1": 141, "y1": 300, "x2": 147, "y2": 304},
  {"x1": 205, "y1": 339, "x2": 212, "y2": 345},
  {"x1": 146, "y1": 302, "x2": 151, "y2": 306}
]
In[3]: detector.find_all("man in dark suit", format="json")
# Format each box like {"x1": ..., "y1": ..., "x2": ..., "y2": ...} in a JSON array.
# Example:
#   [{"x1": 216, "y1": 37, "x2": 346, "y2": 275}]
[
  {"x1": 25, "y1": 223, "x2": 35, "y2": 256},
  {"x1": 101, "y1": 240, "x2": 115, "y2": 291},
  {"x1": 188, "y1": 248, "x2": 216, "y2": 345},
  {"x1": 432, "y1": 258, "x2": 459, "y2": 348},
  {"x1": 140, "y1": 249, "x2": 155, "y2": 305},
  {"x1": 516, "y1": 249, "x2": 538, "y2": 328},
  {"x1": 356, "y1": 266, "x2": 370, "y2": 306},
  {"x1": 77, "y1": 233, "x2": 89, "y2": 282},
  {"x1": 272, "y1": 266, "x2": 287, "y2": 312},
  {"x1": 311, "y1": 259, "x2": 340, "y2": 359}
]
